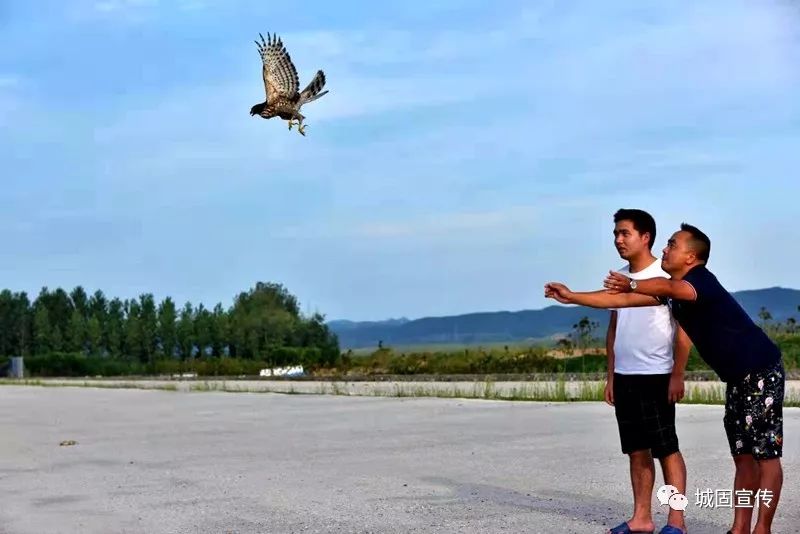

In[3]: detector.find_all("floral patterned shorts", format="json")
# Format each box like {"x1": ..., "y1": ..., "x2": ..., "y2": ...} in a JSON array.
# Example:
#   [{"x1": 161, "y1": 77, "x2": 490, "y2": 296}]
[{"x1": 723, "y1": 361, "x2": 785, "y2": 460}]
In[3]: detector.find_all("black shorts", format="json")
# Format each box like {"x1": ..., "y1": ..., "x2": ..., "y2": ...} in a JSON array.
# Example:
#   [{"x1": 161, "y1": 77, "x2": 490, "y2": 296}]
[
  {"x1": 723, "y1": 361, "x2": 785, "y2": 460},
  {"x1": 613, "y1": 373, "x2": 679, "y2": 459}
]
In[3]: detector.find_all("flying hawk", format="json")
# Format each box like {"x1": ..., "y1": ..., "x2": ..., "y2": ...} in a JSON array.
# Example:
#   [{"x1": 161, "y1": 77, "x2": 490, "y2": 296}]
[{"x1": 250, "y1": 32, "x2": 329, "y2": 136}]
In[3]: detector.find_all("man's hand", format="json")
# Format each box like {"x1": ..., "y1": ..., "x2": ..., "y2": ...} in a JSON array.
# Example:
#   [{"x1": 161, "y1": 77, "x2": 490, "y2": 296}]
[
  {"x1": 604, "y1": 376, "x2": 614, "y2": 406},
  {"x1": 604, "y1": 271, "x2": 633, "y2": 293},
  {"x1": 668, "y1": 374, "x2": 685, "y2": 403},
  {"x1": 544, "y1": 282, "x2": 573, "y2": 304}
]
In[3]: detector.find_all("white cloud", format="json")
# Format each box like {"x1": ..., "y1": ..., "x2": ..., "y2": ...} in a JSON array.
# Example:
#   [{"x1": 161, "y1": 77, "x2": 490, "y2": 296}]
[
  {"x1": 536, "y1": 0, "x2": 800, "y2": 98},
  {"x1": 272, "y1": 196, "x2": 599, "y2": 242},
  {"x1": 96, "y1": 0, "x2": 139, "y2": 11},
  {"x1": 93, "y1": 0, "x2": 157, "y2": 13},
  {"x1": 276, "y1": 8, "x2": 547, "y2": 69},
  {"x1": 352, "y1": 207, "x2": 539, "y2": 239},
  {"x1": 304, "y1": 72, "x2": 495, "y2": 122},
  {"x1": 85, "y1": 0, "x2": 209, "y2": 19},
  {"x1": 0, "y1": 75, "x2": 22, "y2": 127},
  {"x1": 0, "y1": 75, "x2": 20, "y2": 88},
  {"x1": 272, "y1": 207, "x2": 536, "y2": 240}
]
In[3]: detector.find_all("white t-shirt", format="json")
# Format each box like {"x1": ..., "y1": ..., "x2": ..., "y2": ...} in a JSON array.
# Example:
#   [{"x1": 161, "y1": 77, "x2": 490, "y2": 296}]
[{"x1": 612, "y1": 258, "x2": 676, "y2": 375}]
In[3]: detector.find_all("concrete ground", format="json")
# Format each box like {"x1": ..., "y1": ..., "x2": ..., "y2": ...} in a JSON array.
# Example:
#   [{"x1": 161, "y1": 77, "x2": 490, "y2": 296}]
[{"x1": 0, "y1": 385, "x2": 797, "y2": 534}]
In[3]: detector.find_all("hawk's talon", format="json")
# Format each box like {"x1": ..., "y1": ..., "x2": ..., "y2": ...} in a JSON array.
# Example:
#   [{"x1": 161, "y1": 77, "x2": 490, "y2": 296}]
[
  {"x1": 297, "y1": 123, "x2": 307, "y2": 136},
  {"x1": 287, "y1": 120, "x2": 294, "y2": 130}
]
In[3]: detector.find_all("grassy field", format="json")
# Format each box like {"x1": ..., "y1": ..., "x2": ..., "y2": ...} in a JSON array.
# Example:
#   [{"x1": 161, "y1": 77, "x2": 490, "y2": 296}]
[
  {"x1": 337, "y1": 335, "x2": 800, "y2": 377},
  {"x1": 4, "y1": 376, "x2": 800, "y2": 407}
]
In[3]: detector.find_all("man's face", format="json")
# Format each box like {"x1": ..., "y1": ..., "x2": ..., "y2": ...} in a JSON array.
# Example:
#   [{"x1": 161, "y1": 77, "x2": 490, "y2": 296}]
[
  {"x1": 661, "y1": 231, "x2": 695, "y2": 273},
  {"x1": 613, "y1": 220, "x2": 650, "y2": 260}
]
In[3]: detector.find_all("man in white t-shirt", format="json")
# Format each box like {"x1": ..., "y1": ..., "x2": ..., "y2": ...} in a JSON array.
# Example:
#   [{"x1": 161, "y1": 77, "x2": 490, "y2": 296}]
[{"x1": 603, "y1": 209, "x2": 692, "y2": 534}]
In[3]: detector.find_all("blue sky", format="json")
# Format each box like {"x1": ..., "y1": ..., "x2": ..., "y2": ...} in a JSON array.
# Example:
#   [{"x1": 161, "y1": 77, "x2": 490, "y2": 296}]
[{"x1": 2, "y1": 0, "x2": 799, "y2": 321}]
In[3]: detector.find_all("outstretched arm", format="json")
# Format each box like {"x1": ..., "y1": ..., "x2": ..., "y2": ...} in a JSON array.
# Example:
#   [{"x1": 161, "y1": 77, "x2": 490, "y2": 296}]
[
  {"x1": 544, "y1": 283, "x2": 660, "y2": 309},
  {"x1": 604, "y1": 271, "x2": 697, "y2": 301}
]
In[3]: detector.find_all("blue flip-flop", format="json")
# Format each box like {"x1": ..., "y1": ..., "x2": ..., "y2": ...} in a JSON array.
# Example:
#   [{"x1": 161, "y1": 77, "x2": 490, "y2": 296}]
[
  {"x1": 607, "y1": 522, "x2": 655, "y2": 534},
  {"x1": 658, "y1": 526, "x2": 686, "y2": 534}
]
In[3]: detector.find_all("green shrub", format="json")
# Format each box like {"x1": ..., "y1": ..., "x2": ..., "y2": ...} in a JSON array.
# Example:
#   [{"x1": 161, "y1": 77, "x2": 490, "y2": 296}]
[{"x1": 21, "y1": 353, "x2": 146, "y2": 377}]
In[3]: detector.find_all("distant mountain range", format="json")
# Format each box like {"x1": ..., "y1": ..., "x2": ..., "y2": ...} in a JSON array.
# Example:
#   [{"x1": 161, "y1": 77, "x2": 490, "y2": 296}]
[{"x1": 327, "y1": 287, "x2": 800, "y2": 349}]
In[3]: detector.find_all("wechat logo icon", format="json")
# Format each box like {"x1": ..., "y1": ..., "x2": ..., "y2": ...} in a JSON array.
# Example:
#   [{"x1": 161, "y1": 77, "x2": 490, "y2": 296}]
[{"x1": 657, "y1": 485, "x2": 688, "y2": 512}]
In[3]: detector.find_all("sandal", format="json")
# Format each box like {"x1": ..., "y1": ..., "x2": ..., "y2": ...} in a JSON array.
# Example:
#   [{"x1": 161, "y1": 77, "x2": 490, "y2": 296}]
[{"x1": 607, "y1": 522, "x2": 655, "y2": 534}]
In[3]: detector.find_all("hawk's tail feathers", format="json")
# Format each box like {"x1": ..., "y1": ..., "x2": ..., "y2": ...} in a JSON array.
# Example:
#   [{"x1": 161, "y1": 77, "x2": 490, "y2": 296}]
[{"x1": 299, "y1": 70, "x2": 328, "y2": 104}]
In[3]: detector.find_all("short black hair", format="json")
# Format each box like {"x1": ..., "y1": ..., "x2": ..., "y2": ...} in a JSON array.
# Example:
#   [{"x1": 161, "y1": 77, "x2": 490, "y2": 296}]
[
  {"x1": 680, "y1": 223, "x2": 711, "y2": 262},
  {"x1": 613, "y1": 209, "x2": 657, "y2": 250}
]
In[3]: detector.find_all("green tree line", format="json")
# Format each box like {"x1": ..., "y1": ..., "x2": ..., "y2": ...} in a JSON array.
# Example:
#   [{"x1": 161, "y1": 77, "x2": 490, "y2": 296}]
[{"x1": 0, "y1": 282, "x2": 339, "y2": 368}]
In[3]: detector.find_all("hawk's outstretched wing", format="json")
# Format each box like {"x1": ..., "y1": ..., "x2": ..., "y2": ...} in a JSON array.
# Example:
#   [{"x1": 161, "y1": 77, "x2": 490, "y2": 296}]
[{"x1": 255, "y1": 33, "x2": 299, "y2": 103}]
